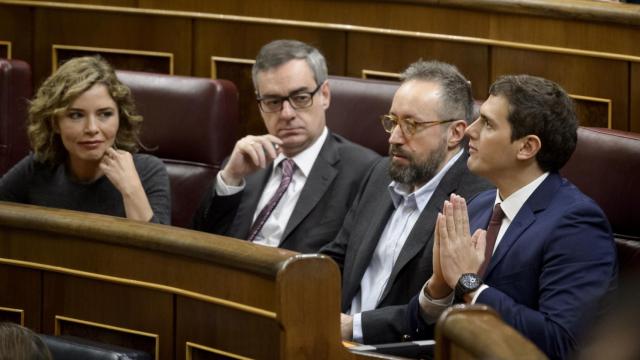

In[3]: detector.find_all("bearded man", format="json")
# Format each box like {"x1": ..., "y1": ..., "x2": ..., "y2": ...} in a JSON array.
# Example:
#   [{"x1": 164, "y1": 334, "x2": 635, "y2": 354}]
[{"x1": 320, "y1": 60, "x2": 492, "y2": 344}]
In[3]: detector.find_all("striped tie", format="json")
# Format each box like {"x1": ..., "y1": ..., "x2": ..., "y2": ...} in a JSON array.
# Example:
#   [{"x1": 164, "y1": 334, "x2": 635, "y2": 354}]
[{"x1": 247, "y1": 159, "x2": 295, "y2": 242}]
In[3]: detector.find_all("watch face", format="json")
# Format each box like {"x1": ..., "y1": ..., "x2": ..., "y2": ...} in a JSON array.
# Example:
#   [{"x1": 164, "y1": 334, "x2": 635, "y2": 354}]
[{"x1": 461, "y1": 273, "x2": 481, "y2": 290}]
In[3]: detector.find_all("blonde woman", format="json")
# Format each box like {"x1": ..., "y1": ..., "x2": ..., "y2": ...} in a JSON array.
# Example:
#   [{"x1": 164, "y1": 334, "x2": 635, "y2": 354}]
[{"x1": 0, "y1": 56, "x2": 170, "y2": 224}]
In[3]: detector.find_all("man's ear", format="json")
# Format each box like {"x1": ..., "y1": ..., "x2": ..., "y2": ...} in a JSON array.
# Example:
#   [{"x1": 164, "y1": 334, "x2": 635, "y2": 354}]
[
  {"x1": 447, "y1": 120, "x2": 467, "y2": 148},
  {"x1": 516, "y1": 135, "x2": 541, "y2": 161},
  {"x1": 320, "y1": 80, "x2": 330, "y2": 110}
]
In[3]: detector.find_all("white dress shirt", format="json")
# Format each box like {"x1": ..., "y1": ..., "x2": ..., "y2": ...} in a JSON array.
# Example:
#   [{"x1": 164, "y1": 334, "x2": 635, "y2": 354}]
[
  {"x1": 418, "y1": 172, "x2": 550, "y2": 324},
  {"x1": 350, "y1": 150, "x2": 463, "y2": 342},
  {"x1": 215, "y1": 127, "x2": 328, "y2": 247}
]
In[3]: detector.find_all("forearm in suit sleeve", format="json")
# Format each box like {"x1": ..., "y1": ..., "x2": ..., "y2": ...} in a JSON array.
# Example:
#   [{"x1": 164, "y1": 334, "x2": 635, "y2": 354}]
[
  {"x1": 319, "y1": 157, "x2": 384, "y2": 271},
  {"x1": 191, "y1": 181, "x2": 243, "y2": 234},
  {"x1": 477, "y1": 202, "x2": 616, "y2": 360}
]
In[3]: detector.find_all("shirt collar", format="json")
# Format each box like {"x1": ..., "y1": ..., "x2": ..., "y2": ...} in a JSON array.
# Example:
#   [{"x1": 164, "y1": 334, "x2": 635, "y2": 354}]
[
  {"x1": 494, "y1": 172, "x2": 549, "y2": 221},
  {"x1": 273, "y1": 127, "x2": 328, "y2": 177},
  {"x1": 388, "y1": 149, "x2": 464, "y2": 212}
]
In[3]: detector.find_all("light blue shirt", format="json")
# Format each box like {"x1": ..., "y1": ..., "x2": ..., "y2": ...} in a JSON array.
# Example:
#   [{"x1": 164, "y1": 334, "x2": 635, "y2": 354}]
[{"x1": 350, "y1": 149, "x2": 463, "y2": 342}]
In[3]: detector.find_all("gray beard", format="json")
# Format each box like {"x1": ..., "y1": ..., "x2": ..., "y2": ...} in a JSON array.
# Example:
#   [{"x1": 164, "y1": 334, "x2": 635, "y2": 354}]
[{"x1": 388, "y1": 142, "x2": 447, "y2": 187}]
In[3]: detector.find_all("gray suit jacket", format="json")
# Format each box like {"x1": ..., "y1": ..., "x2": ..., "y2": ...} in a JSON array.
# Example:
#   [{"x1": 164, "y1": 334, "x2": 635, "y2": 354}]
[
  {"x1": 193, "y1": 132, "x2": 379, "y2": 253},
  {"x1": 320, "y1": 153, "x2": 492, "y2": 343}
]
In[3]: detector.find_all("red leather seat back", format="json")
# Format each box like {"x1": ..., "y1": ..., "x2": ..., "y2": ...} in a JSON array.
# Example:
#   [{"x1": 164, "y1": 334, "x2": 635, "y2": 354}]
[
  {"x1": 116, "y1": 70, "x2": 239, "y2": 228},
  {"x1": 0, "y1": 58, "x2": 32, "y2": 175},
  {"x1": 326, "y1": 76, "x2": 399, "y2": 155},
  {"x1": 561, "y1": 127, "x2": 640, "y2": 276}
]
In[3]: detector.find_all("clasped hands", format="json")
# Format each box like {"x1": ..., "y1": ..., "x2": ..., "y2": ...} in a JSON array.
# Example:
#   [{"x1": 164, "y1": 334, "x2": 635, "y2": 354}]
[
  {"x1": 220, "y1": 135, "x2": 284, "y2": 186},
  {"x1": 426, "y1": 194, "x2": 487, "y2": 300}
]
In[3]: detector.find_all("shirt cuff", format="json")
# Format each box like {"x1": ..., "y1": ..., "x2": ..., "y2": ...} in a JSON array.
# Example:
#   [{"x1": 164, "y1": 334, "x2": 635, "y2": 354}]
[
  {"x1": 352, "y1": 313, "x2": 363, "y2": 343},
  {"x1": 418, "y1": 281, "x2": 454, "y2": 325},
  {"x1": 215, "y1": 171, "x2": 245, "y2": 196},
  {"x1": 470, "y1": 284, "x2": 489, "y2": 304}
]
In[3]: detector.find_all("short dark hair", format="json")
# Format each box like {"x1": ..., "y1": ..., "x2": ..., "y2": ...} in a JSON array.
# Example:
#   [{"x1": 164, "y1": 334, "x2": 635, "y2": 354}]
[
  {"x1": 489, "y1": 75, "x2": 577, "y2": 172},
  {"x1": 401, "y1": 60, "x2": 474, "y2": 124},
  {"x1": 252, "y1": 39, "x2": 327, "y2": 92}
]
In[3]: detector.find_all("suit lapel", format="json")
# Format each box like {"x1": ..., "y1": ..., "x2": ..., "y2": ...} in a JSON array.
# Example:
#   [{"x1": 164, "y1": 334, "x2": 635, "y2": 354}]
[
  {"x1": 229, "y1": 167, "x2": 271, "y2": 239},
  {"x1": 343, "y1": 194, "x2": 395, "y2": 304},
  {"x1": 378, "y1": 155, "x2": 467, "y2": 302},
  {"x1": 280, "y1": 135, "x2": 338, "y2": 246},
  {"x1": 484, "y1": 173, "x2": 562, "y2": 278}
]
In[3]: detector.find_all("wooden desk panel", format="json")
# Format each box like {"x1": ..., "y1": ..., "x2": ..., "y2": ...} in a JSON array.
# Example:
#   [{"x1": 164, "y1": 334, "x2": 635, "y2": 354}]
[
  {"x1": 491, "y1": 47, "x2": 629, "y2": 130},
  {"x1": 0, "y1": 5, "x2": 33, "y2": 63},
  {"x1": 0, "y1": 202, "x2": 365, "y2": 359},
  {"x1": 0, "y1": 264, "x2": 40, "y2": 330},
  {"x1": 347, "y1": 32, "x2": 490, "y2": 101},
  {"x1": 32, "y1": 7, "x2": 191, "y2": 85},
  {"x1": 632, "y1": 63, "x2": 640, "y2": 133},
  {"x1": 489, "y1": 12, "x2": 640, "y2": 57},
  {"x1": 142, "y1": 0, "x2": 492, "y2": 38},
  {"x1": 43, "y1": 274, "x2": 172, "y2": 359},
  {"x1": 176, "y1": 296, "x2": 280, "y2": 360},
  {"x1": 193, "y1": 20, "x2": 347, "y2": 78}
]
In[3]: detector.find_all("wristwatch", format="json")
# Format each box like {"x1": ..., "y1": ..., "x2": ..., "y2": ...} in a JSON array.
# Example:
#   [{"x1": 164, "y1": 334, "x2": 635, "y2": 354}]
[{"x1": 454, "y1": 273, "x2": 483, "y2": 303}]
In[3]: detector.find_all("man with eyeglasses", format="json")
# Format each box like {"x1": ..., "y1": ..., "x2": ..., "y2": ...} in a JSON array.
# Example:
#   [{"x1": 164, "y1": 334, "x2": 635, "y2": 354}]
[
  {"x1": 320, "y1": 60, "x2": 491, "y2": 344},
  {"x1": 193, "y1": 39, "x2": 378, "y2": 253}
]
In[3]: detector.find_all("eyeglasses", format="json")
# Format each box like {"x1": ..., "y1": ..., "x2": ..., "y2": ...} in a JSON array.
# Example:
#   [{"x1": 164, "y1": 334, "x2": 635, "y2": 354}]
[
  {"x1": 380, "y1": 114, "x2": 457, "y2": 136},
  {"x1": 256, "y1": 83, "x2": 323, "y2": 113}
]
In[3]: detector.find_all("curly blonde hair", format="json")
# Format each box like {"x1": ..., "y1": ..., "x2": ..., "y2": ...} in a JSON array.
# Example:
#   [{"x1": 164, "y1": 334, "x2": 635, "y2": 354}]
[{"x1": 28, "y1": 56, "x2": 143, "y2": 164}]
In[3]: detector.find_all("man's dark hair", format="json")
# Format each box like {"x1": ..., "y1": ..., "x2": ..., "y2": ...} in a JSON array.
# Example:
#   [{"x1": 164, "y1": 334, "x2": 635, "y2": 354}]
[
  {"x1": 252, "y1": 39, "x2": 327, "y2": 93},
  {"x1": 489, "y1": 75, "x2": 578, "y2": 172},
  {"x1": 401, "y1": 60, "x2": 474, "y2": 124}
]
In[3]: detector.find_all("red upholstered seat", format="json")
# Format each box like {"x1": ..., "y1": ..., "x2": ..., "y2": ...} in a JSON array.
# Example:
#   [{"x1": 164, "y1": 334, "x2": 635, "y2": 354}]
[
  {"x1": 116, "y1": 70, "x2": 239, "y2": 228},
  {"x1": 0, "y1": 58, "x2": 32, "y2": 175},
  {"x1": 561, "y1": 127, "x2": 640, "y2": 277},
  {"x1": 326, "y1": 76, "x2": 399, "y2": 155}
]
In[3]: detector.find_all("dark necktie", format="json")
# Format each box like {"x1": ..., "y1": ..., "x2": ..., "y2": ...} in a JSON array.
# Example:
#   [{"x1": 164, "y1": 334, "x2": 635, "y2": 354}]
[
  {"x1": 478, "y1": 203, "x2": 504, "y2": 276},
  {"x1": 247, "y1": 159, "x2": 295, "y2": 242}
]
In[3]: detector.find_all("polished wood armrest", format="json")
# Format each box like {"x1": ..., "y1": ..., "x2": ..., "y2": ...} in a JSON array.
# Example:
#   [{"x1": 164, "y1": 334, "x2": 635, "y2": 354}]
[{"x1": 435, "y1": 304, "x2": 547, "y2": 360}]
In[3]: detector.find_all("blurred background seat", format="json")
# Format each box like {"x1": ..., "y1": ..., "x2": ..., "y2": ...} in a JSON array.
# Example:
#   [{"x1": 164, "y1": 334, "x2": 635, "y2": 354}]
[
  {"x1": 0, "y1": 58, "x2": 32, "y2": 176},
  {"x1": 117, "y1": 70, "x2": 239, "y2": 228}
]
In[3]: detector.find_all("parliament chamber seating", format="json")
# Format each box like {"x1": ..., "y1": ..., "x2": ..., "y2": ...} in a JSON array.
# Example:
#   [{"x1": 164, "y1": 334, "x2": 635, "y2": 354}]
[
  {"x1": 116, "y1": 71, "x2": 239, "y2": 228},
  {"x1": 0, "y1": 202, "x2": 395, "y2": 359},
  {"x1": 40, "y1": 334, "x2": 152, "y2": 360},
  {"x1": 326, "y1": 76, "x2": 399, "y2": 156},
  {"x1": 0, "y1": 58, "x2": 31, "y2": 176},
  {"x1": 561, "y1": 127, "x2": 640, "y2": 278}
]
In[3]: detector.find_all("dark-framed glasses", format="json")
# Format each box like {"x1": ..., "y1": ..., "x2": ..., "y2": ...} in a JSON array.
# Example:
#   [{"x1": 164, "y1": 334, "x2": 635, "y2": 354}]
[
  {"x1": 256, "y1": 83, "x2": 323, "y2": 113},
  {"x1": 380, "y1": 114, "x2": 457, "y2": 136}
]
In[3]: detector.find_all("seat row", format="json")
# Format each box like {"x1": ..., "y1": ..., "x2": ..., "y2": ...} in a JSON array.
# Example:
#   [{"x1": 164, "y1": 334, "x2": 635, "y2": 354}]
[{"x1": 1, "y1": 58, "x2": 639, "y2": 274}]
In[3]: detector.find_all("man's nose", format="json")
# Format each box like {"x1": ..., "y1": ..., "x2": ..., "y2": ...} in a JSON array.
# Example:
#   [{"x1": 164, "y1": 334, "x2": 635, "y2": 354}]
[
  {"x1": 279, "y1": 99, "x2": 296, "y2": 118},
  {"x1": 388, "y1": 124, "x2": 405, "y2": 145},
  {"x1": 465, "y1": 118, "x2": 480, "y2": 138}
]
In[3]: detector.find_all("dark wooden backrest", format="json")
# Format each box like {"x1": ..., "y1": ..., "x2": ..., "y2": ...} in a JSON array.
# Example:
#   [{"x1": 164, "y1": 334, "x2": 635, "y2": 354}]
[
  {"x1": 436, "y1": 304, "x2": 547, "y2": 360},
  {"x1": 0, "y1": 202, "x2": 395, "y2": 360}
]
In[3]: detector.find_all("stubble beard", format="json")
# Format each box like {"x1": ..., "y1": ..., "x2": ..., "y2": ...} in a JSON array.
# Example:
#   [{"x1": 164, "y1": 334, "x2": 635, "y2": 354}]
[{"x1": 388, "y1": 140, "x2": 448, "y2": 187}]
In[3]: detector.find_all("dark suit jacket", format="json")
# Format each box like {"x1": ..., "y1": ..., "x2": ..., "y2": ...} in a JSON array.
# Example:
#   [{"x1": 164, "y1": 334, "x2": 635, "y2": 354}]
[
  {"x1": 408, "y1": 173, "x2": 617, "y2": 359},
  {"x1": 320, "y1": 153, "x2": 492, "y2": 344},
  {"x1": 192, "y1": 132, "x2": 379, "y2": 253}
]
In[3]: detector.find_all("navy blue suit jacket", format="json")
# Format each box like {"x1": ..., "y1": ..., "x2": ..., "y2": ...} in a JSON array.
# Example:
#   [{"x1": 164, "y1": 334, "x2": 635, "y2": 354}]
[{"x1": 408, "y1": 173, "x2": 617, "y2": 359}]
